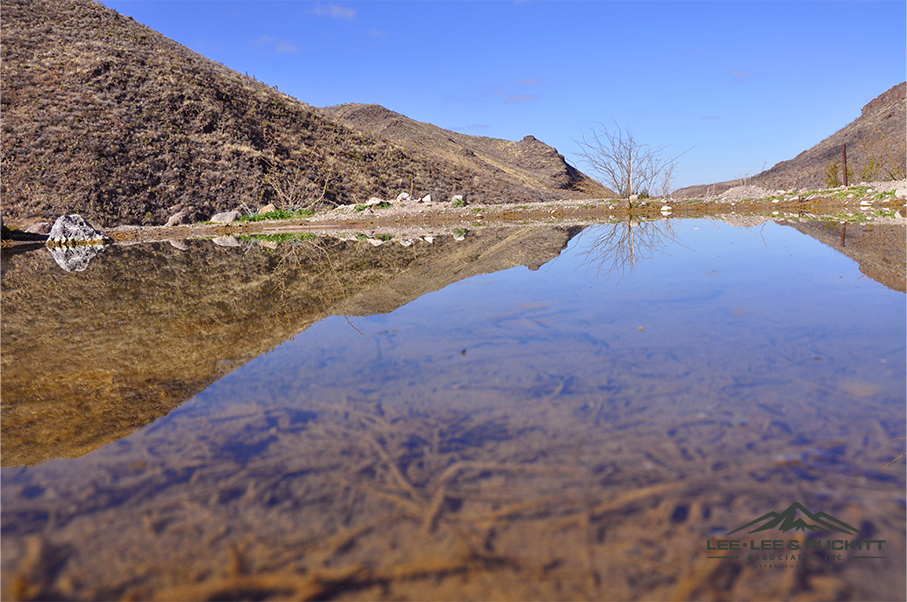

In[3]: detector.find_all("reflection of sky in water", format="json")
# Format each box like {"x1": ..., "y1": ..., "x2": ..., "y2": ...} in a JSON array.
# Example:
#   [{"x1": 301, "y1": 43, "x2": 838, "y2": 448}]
[
  {"x1": 3, "y1": 220, "x2": 904, "y2": 601},
  {"x1": 168, "y1": 220, "x2": 903, "y2": 428}
]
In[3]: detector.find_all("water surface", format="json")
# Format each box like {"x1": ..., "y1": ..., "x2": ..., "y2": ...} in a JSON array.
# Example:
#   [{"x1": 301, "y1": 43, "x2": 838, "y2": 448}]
[{"x1": 2, "y1": 218, "x2": 904, "y2": 601}]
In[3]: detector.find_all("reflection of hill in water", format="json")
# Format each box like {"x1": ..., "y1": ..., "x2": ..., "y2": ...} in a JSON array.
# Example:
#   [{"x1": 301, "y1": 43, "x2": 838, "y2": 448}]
[
  {"x1": 0, "y1": 226, "x2": 581, "y2": 466},
  {"x1": 782, "y1": 221, "x2": 906, "y2": 293}
]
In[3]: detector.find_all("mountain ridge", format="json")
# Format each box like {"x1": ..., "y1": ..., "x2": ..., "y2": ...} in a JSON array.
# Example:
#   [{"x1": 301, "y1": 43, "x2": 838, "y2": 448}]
[
  {"x1": 0, "y1": 0, "x2": 595, "y2": 229},
  {"x1": 676, "y1": 82, "x2": 906, "y2": 198}
]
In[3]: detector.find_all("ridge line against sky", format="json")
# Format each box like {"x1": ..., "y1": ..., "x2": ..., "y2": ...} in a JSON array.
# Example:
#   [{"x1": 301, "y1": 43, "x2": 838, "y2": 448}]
[{"x1": 101, "y1": 0, "x2": 906, "y2": 190}]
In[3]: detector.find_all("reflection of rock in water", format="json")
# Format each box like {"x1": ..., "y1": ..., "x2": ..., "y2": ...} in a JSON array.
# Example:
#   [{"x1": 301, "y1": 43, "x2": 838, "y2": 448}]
[{"x1": 47, "y1": 244, "x2": 108, "y2": 272}]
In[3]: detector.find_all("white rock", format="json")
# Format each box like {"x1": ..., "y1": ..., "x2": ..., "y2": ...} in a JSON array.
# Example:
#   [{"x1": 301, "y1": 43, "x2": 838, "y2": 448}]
[
  {"x1": 47, "y1": 214, "x2": 111, "y2": 245},
  {"x1": 367, "y1": 238, "x2": 384, "y2": 246},
  {"x1": 210, "y1": 210, "x2": 242, "y2": 224},
  {"x1": 258, "y1": 203, "x2": 277, "y2": 214},
  {"x1": 422, "y1": 236, "x2": 434, "y2": 244},
  {"x1": 895, "y1": 187, "x2": 907, "y2": 199},
  {"x1": 399, "y1": 238, "x2": 413, "y2": 247},
  {"x1": 451, "y1": 194, "x2": 464, "y2": 204},
  {"x1": 212, "y1": 235, "x2": 242, "y2": 247},
  {"x1": 420, "y1": 194, "x2": 432, "y2": 203},
  {"x1": 395, "y1": 192, "x2": 411, "y2": 204},
  {"x1": 366, "y1": 197, "x2": 385, "y2": 206},
  {"x1": 660, "y1": 205, "x2": 672, "y2": 213},
  {"x1": 859, "y1": 200, "x2": 872, "y2": 206}
]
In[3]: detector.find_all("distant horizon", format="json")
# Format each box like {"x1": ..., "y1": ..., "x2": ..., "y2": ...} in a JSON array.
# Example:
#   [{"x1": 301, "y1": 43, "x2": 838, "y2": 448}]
[{"x1": 100, "y1": 1, "x2": 906, "y2": 190}]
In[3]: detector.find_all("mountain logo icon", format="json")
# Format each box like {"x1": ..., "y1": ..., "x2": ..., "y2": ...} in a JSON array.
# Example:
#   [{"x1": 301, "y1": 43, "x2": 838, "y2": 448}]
[{"x1": 727, "y1": 502, "x2": 865, "y2": 536}]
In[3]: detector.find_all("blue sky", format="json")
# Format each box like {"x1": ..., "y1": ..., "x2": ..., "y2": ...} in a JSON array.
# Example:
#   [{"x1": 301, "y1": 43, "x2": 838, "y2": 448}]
[{"x1": 101, "y1": 1, "x2": 906, "y2": 190}]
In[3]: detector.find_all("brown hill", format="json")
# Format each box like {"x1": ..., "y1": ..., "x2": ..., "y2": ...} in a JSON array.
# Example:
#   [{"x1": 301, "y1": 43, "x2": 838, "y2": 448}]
[
  {"x1": 322, "y1": 104, "x2": 607, "y2": 197},
  {"x1": 0, "y1": 0, "x2": 595, "y2": 229},
  {"x1": 676, "y1": 82, "x2": 906, "y2": 198}
]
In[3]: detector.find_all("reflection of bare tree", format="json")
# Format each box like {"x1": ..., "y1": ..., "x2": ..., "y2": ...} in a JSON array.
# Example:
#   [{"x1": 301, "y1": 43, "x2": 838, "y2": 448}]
[{"x1": 577, "y1": 218, "x2": 679, "y2": 280}]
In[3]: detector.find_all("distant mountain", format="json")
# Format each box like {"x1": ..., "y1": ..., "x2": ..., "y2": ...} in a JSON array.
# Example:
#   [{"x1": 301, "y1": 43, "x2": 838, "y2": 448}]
[
  {"x1": 322, "y1": 104, "x2": 607, "y2": 198},
  {"x1": 676, "y1": 82, "x2": 906, "y2": 198},
  {"x1": 0, "y1": 0, "x2": 598, "y2": 228}
]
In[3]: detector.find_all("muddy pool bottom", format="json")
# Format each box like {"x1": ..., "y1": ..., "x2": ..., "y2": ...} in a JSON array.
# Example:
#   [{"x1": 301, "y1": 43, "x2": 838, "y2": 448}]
[{"x1": 1, "y1": 220, "x2": 905, "y2": 600}]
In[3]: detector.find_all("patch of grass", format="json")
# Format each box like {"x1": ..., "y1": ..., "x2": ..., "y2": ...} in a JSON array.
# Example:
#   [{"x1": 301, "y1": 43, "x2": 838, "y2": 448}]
[
  {"x1": 821, "y1": 211, "x2": 870, "y2": 223},
  {"x1": 238, "y1": 208, "x2": 315, "y2": 222},
  {"x1": 451, "y1": 199, "x2": 466, "y2": 208},
  {"x1": 375, "y1": 233, "x2": 393, "y2": 241},
  {"x1": 873, "y1": 190, "x2": 896, "y2": 200},
  {"x1": 354, "y1": 204, "x2": 368, "y2": 212},
  {"x1": 453, "y1": 228, "x2": 467, "y2": 237},
  {"x1": 356, "y1": 233, "x2": 370, "y2": 240}
]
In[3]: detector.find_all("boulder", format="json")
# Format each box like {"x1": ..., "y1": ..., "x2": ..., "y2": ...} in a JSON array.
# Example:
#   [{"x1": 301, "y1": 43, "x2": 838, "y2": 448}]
[
  {"x1": 258, "y1": 204, "x2": 277, "y2": 214},
  {"x1": 46, "y1": 215, "x2": 111, "y2": 246},
  {"x1": 895, "y1": 187, "x2": 907, "y2": 200},
  {"x1": 168, "y1": 239, "x2": 189, "y2": 251},
  {"x1": 366, "y1": 197, "x2": 385, "y2": 206},
  {"x1": 48, "y1": 245, "x2": 108, "y2": 272},
  {"x1": 210, "y1": 210, "x2": 242, "y2": 224},
  {"x1": 395, "y1": 192, "x2": 411, "y2": 204},
  {"x1": 420, "y1": 194, "x2": 433, "y2": 204}
]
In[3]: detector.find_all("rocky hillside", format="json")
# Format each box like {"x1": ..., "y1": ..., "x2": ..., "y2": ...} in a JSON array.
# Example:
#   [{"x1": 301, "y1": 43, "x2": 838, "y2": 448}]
[
  {"x1": 322, "y1": 104, "x2": 607, "y2": 197},
  {"x1": 676, "y1": 82, "x2": 906, "y2": 198},
  {"x1": 0, "y1": 0, "x2": 595, "y2": 229}
]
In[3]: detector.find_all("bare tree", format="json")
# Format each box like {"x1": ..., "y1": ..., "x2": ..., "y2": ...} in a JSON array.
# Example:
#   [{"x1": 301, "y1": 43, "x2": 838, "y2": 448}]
[{"x1": 575, "y1": 121, "x2": 691, "y2": 203}]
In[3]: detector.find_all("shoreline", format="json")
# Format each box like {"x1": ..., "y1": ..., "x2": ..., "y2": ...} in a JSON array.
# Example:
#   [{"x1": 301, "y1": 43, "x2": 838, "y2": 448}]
[{"x1": 3, "y1": 182, "x2": 905, "y2": 247}]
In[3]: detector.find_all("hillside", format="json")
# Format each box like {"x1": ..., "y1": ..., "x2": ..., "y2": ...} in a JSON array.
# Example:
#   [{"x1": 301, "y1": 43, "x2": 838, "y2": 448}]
[
  {"x1": 676, "y1": 82, "x2": 906, "y2": 198},
  {"x1": 0, "y1": 0, "x2": 593, "y2": 229},
  {"x1": 322, "y1": 104, "x2": 607, "y2": 197}
]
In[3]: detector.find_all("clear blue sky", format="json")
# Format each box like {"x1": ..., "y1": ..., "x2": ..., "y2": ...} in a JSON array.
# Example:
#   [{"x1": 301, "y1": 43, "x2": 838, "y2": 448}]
[{"x1": 101, "y1": 1, "x2": 906, "y2": 190}]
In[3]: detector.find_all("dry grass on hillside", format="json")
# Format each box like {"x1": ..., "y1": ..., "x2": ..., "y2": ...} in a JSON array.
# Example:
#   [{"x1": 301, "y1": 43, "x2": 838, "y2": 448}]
[{"x1": 1, "y1": 0, "x2": 591, "y2": 228}]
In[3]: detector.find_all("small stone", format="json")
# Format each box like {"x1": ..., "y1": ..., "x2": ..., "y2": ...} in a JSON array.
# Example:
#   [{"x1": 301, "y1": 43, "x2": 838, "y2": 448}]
[
  {"x1": 258, "y1": 204, "x2": 277, "y2": 214},
  {"x1": 367, "y1": 238, "x2": 384, "y2": 246},
  {"x1": 451, "y1": 194, "x2": 464, "y2": 204},
  {"x1": 420, "y1": 194, "x2": 432, "y2": 204},
  {"x1": 422, "y1": 236, "x2": 435, "y2": 244},
  {"x1": 859, "y1": 200, "x2": 872, "y2": 206},
  {"x1": 395, "y1": 192, "x2": 411, "y2": 204},
  {"x1": 168, "y1": 239, "x2": 188, "y2": 251},
  {"x1": 212, "y1": 235, "x2": 241, "y2": 247},
  {"x1": 165, "y1": 210, "x2": 188, "y2": 227},
  {"x1": 399, "y1": 238, "x2": 414, "y2": 247},
  {"x1": 25, "y1": 222, "x2": 52, "y2": 234},
  {"x1": 366, "y1": 197, "x2": 385, "y2": 206},
  {"x1": 894, "y1": 187, "x2": 907, "y2": 199},
  {"x1": 210, "y1": 211, "x2": 241, "y2": 224}
]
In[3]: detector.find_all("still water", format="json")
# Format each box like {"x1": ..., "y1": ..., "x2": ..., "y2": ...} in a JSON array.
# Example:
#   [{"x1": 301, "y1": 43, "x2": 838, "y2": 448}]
[{"x1": 2, "y1": 218, "x2": 905, "y2": 601}]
